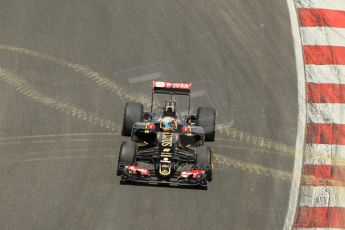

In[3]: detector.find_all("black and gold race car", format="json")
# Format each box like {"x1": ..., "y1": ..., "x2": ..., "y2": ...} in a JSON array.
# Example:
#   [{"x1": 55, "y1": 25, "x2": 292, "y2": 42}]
[{"x1": 116, "y1": 81, "x2": 216, "y2": 189}]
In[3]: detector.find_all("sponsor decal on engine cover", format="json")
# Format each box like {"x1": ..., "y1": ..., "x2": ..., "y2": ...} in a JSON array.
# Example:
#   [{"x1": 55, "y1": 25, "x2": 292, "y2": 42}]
[
  {"x1": 159, "y1": 133, "x2": 173, "y2": 176},
  {"x1": 161, "y1": 133, "x2": 173, "y2": 147}
]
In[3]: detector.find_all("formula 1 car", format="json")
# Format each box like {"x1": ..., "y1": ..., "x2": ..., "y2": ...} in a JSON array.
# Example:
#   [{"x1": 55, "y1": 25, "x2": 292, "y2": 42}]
[{"x1": 116, "y1": 81, "x2": 216, "y2": 189}]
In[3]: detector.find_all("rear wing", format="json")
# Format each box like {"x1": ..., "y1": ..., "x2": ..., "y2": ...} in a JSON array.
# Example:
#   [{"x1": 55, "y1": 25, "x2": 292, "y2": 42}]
[
  {"x1": 151, "y1": 81, "x2": 192, "y2": 114},
  {"x1": 152, "y1": 81, "x2": 192, "y2": 95}
]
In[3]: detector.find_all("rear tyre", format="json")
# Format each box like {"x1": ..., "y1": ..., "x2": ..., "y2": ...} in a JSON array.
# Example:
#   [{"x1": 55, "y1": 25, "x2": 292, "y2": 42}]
[
  {"x1": 117, "y1": 141, "x2": 137, "y2": 176},
  {"x1": 196, "y1": 107, "x2": 216, "y2": 142},
  {"x1": 122, "y1": 102, "x2": 144, "y2": 136},
  {"x1": 196, "y1": 146, "x2": 213, "y2": 181}
]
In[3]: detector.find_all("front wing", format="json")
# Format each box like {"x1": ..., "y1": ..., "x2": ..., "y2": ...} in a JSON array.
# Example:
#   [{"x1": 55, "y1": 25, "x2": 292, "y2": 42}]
[{"x1": 118, "y1": 168, "x2": 208, "y2": 189}]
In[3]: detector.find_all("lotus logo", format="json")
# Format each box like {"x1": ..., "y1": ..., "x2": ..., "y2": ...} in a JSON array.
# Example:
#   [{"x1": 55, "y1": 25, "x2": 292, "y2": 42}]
[
  {"x1": 159, "y1": 163, "x2": 171, "y2": 176},
  {"x1": 155, "y1": 81, "x2": 165, "y2": 87}
]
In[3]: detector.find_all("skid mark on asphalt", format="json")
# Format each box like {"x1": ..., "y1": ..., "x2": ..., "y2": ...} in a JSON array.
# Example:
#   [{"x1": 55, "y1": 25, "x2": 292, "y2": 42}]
[
  {"x1": 0, "y1": 68, "x2": 120, "y2": 131},
  {"x1": 0, "y1": 60, "x2": 326, "y2": 182},
  {"x1": 2, "y1": 146, "x2": 342, "y2": 186},
  {"x1": 0, "y1": 44, "x2": 288, "y2": 146},
  {"x1": 0, "y1": 147, "x2": 114, "y2": 161},
  {"x1": 0, "y1": 147, "x2": 112, "y2": 156},
  {"x1": 0, "y1": 44, "x2": 152, "y2": 106},
  {"x1": 3, "y1": 132, "x2": 344, "y2": 178},
  {"x1": 216, "y1": 125, "x2": 295, "y2": 153},
  {"x1": 0, "y1": 44, "x2": 294, "y2": 154},
  {"x1": 0, "y1": 132, "x2": 117, "y2": 140},
  {"x1": 0, "y1": 44, "x2": 302, "y2": 179},
  {"x1": 0, "y1": 145, "x2": 292, "y2": 182},
  {"x1": 214, "y1": 153, "x2": 292, "y2": 181},
  {"x1": 0, "y1": 43, "x2": 297, "y2": 154},
  {"x1": 216, "y1": 143, "x2": 292, "y2": 157},
  {"x1": 0, "y1": 132, "x2": 338, "y2": 184},
  {"x1": 3, "y1": 134, "x2": 343, "y2": 167},
  {"x1": 0, "y1": 138, "x2": 117, "y2": 145},
  {"x1": 0, "y1": 131, "x2": 293, "y2": 181},
  {"x1": 215, "y1": 153, "x2": 345, "y2": 185},
  {"x1": 217, "y1": 139, "x2": 345, "y2": 166},
  {"x1": 0, "y1": 132, "x2": 119, "y2": 145},
  {"x1": 13, "y1": 155, "x2": 113, "y2": 162}
]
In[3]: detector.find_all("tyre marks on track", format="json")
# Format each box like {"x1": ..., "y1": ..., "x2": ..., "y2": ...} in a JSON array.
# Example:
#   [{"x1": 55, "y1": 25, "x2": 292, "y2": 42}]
[
  {"x1": 0, "y1": 130, "x2": 293, "y2": 181},
  {"x1": 0, "y1": 68, "x2": 120, "y2": 131},
  {"x1": 213, "y1": 153, "x2": 292, "y2": 181},
  {"x1": 0, "y1": 65, "x2": 326, "y2": 182},
  {"x1": 0, "y1": 62, "x2": 328, "y2": 185},
  {"x1": 0, "y1": 131, "x2": 343, "y2": 185},
  {"x1": 0, "y1": 132, "x2": 118, "y2": 141},
  {"x1": 0, "y1": 147, "x2": 114, "y2": 163},
  {"x1": 0, "y1": 44, "x2": 152, "y2": 106},
  {"x1": 0, "y1": 44, "x2": 291, "y2": 148},
  {"x1": 0, "y1": 44, "x2": 293, "y2": 151},
  {"x1": 0, "y1": 43, "x2": 297, "y2": 153},
  {"x1": 0, "y1": 44, "x2": 299, "y2": 184}
]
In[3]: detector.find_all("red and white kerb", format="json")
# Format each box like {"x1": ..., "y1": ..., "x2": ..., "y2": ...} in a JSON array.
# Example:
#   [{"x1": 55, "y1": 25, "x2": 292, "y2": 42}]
[{"x1": 292, "y1": 0, "x2": 345, "y2": 229}]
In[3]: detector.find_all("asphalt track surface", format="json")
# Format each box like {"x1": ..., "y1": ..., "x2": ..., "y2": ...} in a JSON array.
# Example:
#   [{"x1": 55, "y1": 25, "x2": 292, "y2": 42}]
[{"x1": 0, "y1": 1, "x2": 297, "y2": 230}]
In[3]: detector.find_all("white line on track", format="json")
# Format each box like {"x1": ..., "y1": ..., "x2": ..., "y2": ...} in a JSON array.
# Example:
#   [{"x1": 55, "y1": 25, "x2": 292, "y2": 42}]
[
  {"x1": 284, "y1": 0, "x2": 307, "y2": 229},
  {"x1": 299, "y1": 186, "x2": 345, "y2": 208},
  {"x1": 295, "y1": 0, "x2": 345, "y2": 11},
  {"x1": 301, "y1": 27, "x2": 345, "y2": 46},
  {"x1": 128, "y1": 72, "x2": 162, "y2": 84},
  {"x1": 306, "y1": 65, "x2": 345, "y2": 84},
  {"x1": 307, "y1": 103, "x2": 345, "y2": 124}
]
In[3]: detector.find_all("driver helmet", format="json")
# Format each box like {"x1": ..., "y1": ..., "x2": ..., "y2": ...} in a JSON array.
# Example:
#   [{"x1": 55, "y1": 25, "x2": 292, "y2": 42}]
[{"x1": 161, "y1": 116, "x2": 177, "y2": 131}]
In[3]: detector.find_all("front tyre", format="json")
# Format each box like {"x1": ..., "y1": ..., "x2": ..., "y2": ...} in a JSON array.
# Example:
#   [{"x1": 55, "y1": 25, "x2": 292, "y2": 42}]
[
  {"x1": 121, "y1": 102, "x2": 144, "y2": 136},
  {"x1": 196, "y1": 146, "x2": 213, "y2": 181},
  {"x1": 117, "y1": 141, "x2": 137, "y2": 176},
  {"x1": 196, "y1": 107, "x2": 216, "y2": 142}
]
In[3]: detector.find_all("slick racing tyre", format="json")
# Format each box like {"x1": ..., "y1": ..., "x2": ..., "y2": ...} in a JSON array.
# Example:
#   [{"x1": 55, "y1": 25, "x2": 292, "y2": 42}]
[
  {"x1": 117, "y1": 141, "x2": 137, "y2": 176},
  {"x1": 196, "y1": 146, "x2": 213, "y2": 181},
  {"x1": 121, "y1": 102, "x2": 144, "y2": 136},
  {"x1": 196, "y1": 107, "x2": 216, "y2": 142}
]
